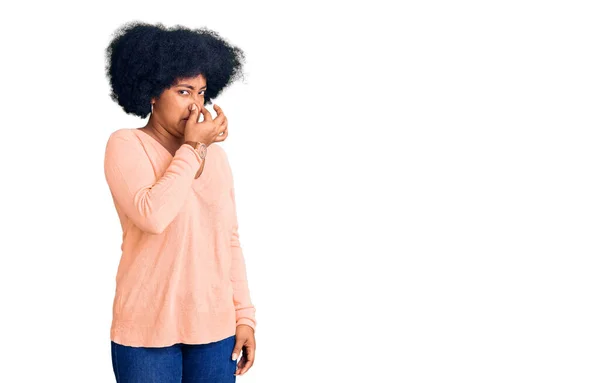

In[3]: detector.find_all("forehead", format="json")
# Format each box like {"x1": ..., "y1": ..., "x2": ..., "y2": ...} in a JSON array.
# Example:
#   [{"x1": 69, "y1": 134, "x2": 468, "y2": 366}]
[{"x1": 175, "y1": 74, "x2": 206, "y2": 86}]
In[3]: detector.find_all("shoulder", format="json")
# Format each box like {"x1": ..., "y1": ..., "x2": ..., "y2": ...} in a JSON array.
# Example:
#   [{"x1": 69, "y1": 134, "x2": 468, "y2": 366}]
[
  {"x1": 208, "y1": 141, "x2": 225, "y2": 155},
  {"x1": 208, "y1": 143, "x2": 234, "y2": 180},
  {"x1": 105, "y1": 128, "x2": 138, "y2": 150},
  {"x1": 209, "y1": 143, "x2": 230, "y2": 167},
  {"x1": 104, "y1": 128, "x2": 142, "y2": 159},
  {"x1": 107, "y1": 128, "x2": 137, "y2": 142}
]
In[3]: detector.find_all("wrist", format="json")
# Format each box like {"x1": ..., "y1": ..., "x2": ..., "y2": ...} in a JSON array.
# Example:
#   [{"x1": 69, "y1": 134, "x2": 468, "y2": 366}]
[
  {"x1": 184, "y1": 140, "x2": 207, "y2": 161},
  {"x1": 194, "y1": 160, "x2": 205, "y2": 179}
]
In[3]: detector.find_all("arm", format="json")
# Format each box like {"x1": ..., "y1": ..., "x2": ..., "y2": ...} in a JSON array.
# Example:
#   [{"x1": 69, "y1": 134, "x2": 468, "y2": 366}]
[
  {"x1": 103, "y1": 130, "x2": 203, "y2": 234},
  {"x1": 229, "y1": 181, "x2": 257, "y2": 331}
]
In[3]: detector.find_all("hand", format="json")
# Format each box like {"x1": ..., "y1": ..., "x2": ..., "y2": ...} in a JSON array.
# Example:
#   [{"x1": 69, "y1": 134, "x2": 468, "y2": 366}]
[
  {"x1": 231, "y1": 324, "x2": 255, "y2": 376},
  {"x1": 213, "y1": 104, "x2": 228, "y2": 140},
  {"x1": 183, "y1": 103, "x2": 229, "y2": 146}
]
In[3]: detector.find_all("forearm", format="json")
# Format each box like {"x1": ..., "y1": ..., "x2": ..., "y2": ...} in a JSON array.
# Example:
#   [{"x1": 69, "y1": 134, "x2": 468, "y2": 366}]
[
  {"x1": 230, "y1": 244, "x2": 257, "y2": 330},
  {"x1": 104, "y1": 133, "x2": 204, "y2": 234}
]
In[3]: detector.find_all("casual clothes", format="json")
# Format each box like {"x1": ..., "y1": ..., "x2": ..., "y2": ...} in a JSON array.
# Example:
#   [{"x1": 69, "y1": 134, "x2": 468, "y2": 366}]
[{"x1": 104, "y1": 128, "x2": 256, "y2": 347}]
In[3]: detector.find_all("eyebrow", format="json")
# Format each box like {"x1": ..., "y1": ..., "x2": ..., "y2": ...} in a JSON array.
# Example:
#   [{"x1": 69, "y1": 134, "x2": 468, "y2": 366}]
[{"x1": 176, "y1": 84, "x2": 207, "y2": 90}]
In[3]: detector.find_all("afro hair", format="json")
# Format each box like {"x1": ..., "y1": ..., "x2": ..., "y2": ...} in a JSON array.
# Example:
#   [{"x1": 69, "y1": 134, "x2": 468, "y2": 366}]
[{"x1": 104, "y1": 21, "x2": 246, "y2": 118}]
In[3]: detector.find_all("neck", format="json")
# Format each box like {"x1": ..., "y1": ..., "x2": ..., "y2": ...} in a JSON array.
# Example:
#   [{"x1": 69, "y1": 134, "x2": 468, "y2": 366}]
[{"x1": 144, "y1": 115, "x2": 185, "y2": 149}]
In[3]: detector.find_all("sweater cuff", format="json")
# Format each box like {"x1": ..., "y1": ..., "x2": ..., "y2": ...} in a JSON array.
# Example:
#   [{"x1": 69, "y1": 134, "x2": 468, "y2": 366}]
[
  {"x1": 179, "y1": 143, "x2": 203, "y2": 166},
  {"x1": 236, "y1": 318, "x2": 256, "y2": 332}
]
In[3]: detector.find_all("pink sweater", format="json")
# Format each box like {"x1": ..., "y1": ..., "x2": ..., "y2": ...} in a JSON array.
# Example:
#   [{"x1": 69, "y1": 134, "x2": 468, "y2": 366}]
[{"x1": 103, "y1": 128, "x2": 256, "y2": 347}]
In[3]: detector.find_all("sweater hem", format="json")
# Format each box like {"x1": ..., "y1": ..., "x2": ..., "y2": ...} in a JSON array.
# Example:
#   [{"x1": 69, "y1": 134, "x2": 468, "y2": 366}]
[{"x1": 110, "y1": 326, "x2": 237, "y2": 348}]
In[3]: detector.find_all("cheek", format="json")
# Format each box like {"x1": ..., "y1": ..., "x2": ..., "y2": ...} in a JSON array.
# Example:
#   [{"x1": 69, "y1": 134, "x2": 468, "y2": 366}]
[{"x1": 166, "y1": 95, "x2": 186, "y2": 113}]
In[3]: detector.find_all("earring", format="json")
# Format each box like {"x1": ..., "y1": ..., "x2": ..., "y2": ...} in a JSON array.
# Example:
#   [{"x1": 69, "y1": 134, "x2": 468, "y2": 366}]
[{"x1": 151, "y1": 103, "x2": 154, "y2": 114}]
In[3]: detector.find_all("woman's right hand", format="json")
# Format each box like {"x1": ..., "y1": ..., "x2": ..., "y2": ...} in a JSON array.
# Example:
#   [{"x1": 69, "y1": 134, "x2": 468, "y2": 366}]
[{"x1": 183, "y1": 103, "x2": 228, "y2": 146}]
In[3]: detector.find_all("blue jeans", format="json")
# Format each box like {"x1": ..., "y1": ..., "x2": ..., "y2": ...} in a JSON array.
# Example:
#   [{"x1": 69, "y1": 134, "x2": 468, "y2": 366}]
[{"x1": 111, "y1": 335, "x2": 237, "y2": 382}]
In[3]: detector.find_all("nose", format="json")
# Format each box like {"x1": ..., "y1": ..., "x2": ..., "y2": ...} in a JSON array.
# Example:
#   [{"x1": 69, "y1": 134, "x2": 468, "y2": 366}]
[{"x1": 188, "y1": 100, "x2": 199, "y2": 111}]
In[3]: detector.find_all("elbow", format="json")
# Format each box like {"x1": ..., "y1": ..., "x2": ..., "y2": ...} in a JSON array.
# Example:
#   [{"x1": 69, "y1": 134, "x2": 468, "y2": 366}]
[
  {"x1": 145, "y1": 223, "x2": 167, "y2": 235},
  {"x1": 131, "y1": 194, "x2": 171, "y2": 234},
  {"x1": 134, "y1": 215, "x2": 168, "y2": 235}
]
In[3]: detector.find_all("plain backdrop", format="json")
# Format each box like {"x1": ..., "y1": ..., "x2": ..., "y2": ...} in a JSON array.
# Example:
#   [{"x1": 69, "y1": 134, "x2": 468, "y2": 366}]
[{"x1": 1, "y1": 1, "x2": 598, "y2": 382}]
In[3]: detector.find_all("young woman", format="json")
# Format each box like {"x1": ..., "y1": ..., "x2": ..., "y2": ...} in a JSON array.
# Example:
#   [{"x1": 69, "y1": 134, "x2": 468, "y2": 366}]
[{"x1": 103, "y1": 21, "x2": 257, "y2": 382}]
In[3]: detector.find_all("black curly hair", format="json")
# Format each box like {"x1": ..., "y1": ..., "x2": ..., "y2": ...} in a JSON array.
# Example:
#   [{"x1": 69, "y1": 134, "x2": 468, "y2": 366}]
[{"x1": 105, "y1": 21, "x2": 246, "y2": 118}]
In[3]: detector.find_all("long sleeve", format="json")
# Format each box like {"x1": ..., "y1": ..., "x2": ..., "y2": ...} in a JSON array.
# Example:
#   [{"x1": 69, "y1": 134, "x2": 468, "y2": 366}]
[
  {"x1": 229, "y1": 184, "x2": 257, "y2": 331},
  {"x1": 103, "y1": 131, "x2": 202, "y2": 235}
]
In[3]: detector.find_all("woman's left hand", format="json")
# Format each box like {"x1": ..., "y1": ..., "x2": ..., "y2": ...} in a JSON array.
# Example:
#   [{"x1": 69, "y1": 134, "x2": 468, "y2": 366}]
[
  {"x1": 213, "y1": 104, "x2": 228, "y2": 138},
  {"x1": 232, "y1": 324, "x2": 256, "y2": 376}
]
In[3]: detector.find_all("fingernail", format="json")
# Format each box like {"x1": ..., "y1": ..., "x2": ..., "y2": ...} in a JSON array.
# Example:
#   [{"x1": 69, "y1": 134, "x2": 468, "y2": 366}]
[
  {"x1": 191, "y1": 104, "x2": 197, "y2": 110},
  {"x1": 232, "y1": 353, "x2": 238, "y2": 360}
]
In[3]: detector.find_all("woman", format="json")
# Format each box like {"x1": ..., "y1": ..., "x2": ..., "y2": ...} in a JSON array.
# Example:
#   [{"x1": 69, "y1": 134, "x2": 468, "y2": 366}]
[{"x1": 103, "y1": 21, "x2": 257, "y2": 382}]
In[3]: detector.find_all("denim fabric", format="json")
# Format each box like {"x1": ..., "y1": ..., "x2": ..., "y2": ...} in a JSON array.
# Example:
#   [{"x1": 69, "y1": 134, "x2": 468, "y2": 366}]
[{"x1": 111, "y1": 335, "x2": 237, "y2": 382}]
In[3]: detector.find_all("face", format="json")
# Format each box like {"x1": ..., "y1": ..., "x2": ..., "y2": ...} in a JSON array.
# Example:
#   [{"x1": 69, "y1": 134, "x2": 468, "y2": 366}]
[{"x1": 150, "y1": 73, "x2": 207, "y2": 135}]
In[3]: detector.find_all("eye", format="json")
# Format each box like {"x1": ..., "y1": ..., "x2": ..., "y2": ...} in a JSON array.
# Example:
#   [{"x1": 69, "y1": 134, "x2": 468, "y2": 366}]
[{"x1": 178, "y1": 90, "x2": 206, "y2": 96}]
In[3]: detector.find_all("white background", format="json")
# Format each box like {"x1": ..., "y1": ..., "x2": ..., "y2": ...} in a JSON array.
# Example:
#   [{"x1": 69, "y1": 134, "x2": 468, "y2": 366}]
[{"x1": 1, "y1": 1, "x2": 598, "y2": 382}]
